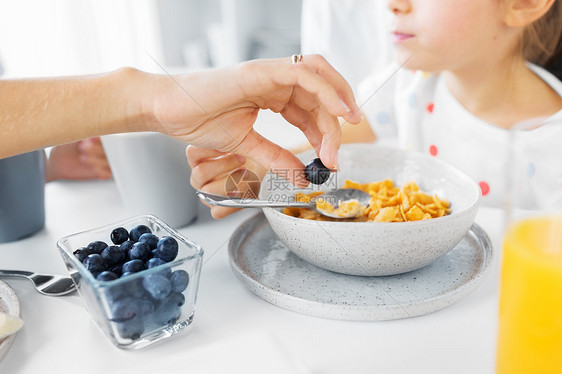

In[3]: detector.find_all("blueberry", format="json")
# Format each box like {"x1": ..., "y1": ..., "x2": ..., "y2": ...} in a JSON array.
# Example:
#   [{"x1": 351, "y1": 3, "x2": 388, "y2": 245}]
[
  {"x1": 97, "y1": 271, "x2": 118, "y2": 282},
  {"x1": 145, "y1": 258, "x2": 172, "y2": 278},
  {"x1": 153, "y1": 299, "x2": 181, "y2": 326},
  {"x1": 116, "y1": 318, "x2": 144, "y2": 340},
  {"x1": 105, "y1": 273, "x2": 144, "y2": 301},
  {"x1": 73, "y1": 247, "x2": 91, "y2": 262},
  {"x1": 170, "y1": 270, "x2": 189, "y2": 293},
  {"x1": 121, "y1": 259, "x2": 144, "y2": 274},
  {"x1": 167, "y1": 292, "x2": 185, "y2": 307},
  {"x1": 109, "y1": 274, "x2": 145, "y2": 298},
  {"x1": 87, "y1": 241, "x2": 108, "y2": 255},
  {"x1": 120, "y1": 240, "x2": 135, "y2": 261},
  {"x1": 120, "y1": 240, "x2": 134, "y2": 252},
  {"x1": 101, "y1": 245, "x2": 126, "y2": 265},
  {"x1": 109, "y1": 264, "x2": 123, "y2": 277},
  {"x1": 110, "y1": 227, "x2": 129, "y2": 244},
  {"x1": 138, "y1": 233, "x2": 159, "y2": 249},
  {"x1": 83, "y1": 254, "x2": 106, "y2": 274},
  {"x1": 105, "y1": 279, "x2": 143, "y2": 303},
  {"x1": 129, "y1": 242, "x2": 151, "y2": 262},
  {"x1": 145, "y1": 257, "x2": 166, "y2": 269},
  {"x1": 137, "y1": 298, "x2": 155, "y2": 317},
  {"x1": 110, "y1": 297, "x2": 140, "y2": 322},
  {"x1": 142, "y1": 274, "x2": 171, "y2": 300},
  {"x1": 304, "y1": 158, "x2": 331, "y2": 185},
  {"x1": 125, "y1": 278, "x2": 146, "y2": 299},
  {"x1": 120, "y1": 272, "x2": 134, "y2": 278},
  {"x1": 129, "y1": 225, "x2": 151, "y2": 242},
  {"x1": 105, "y1": 285, "x2": 126, "y2": 303},
  {"x1": 154, "y1": 236, "x2": 178, "y2": 262}
]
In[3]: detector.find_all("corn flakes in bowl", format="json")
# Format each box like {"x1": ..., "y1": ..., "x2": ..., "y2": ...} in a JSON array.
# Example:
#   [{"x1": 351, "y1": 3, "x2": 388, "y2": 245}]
[
  {"x1": 260, "y1": 144, "x2": 481, "y2": 276},
  {"x1": 284, "y1": 179, "x2": 450, "y2": 222}
]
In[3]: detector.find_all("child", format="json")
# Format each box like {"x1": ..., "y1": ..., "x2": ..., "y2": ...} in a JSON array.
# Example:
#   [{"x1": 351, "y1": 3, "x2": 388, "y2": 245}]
[
  {"x1": 188, "y1": 0, "x2": 562, "y2": 216},
  {"x1": 354, "y1": 0, "x2": 562, "y2": 207}
]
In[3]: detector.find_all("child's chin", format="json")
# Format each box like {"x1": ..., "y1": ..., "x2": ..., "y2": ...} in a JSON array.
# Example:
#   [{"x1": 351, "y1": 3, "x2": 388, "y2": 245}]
[
  {"x1": 394, "y1": 50, "x2": 413, "y2": 64},
  {"x1": 395, "y1": 53, "x2": 434, "y2": 73}
]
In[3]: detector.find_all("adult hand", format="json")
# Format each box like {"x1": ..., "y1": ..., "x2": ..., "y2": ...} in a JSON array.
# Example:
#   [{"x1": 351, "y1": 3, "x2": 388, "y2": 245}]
[
  {"x1": 147, "y1": 55, "x2": 361, "y2": 187},
  {"x1": 1, "y1": 55, "x2": 360, "y2": 186},
  {"x1": 186, "y1": 146, "x2": 264, "y2": 218}
]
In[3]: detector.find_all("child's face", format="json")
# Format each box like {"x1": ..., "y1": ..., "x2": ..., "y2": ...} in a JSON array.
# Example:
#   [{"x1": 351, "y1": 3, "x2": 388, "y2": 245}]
[{"x1": 387, "y1": 0, "x2": 515, "y2": 73}]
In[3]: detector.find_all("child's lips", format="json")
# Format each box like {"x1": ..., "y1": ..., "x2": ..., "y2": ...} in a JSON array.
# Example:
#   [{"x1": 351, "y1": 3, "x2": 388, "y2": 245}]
[{"x1": 391, "y1": 31, "x2": 414, "y2": 43}]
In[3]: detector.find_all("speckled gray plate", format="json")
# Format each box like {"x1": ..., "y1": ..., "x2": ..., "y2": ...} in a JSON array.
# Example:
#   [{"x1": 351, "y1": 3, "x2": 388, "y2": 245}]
[
  {"x1": 0, "y1": 280, "x2": 21, "y2": 361},
  {"x1": 228, "y1": 213, "x2": 494, "y2": 321}
]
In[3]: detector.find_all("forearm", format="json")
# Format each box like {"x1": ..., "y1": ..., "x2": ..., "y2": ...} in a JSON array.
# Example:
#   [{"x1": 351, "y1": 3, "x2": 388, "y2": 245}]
[{"x1": 0, "y1": 68, "x2": 150, "y2": 159}]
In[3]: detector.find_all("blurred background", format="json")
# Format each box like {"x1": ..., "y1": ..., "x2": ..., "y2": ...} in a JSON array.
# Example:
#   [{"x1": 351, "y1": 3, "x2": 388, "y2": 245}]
[
  {"x1": 0, "y1": 0, "x2": 306, "y2": 147},
  {"x1": 0, "y1": 0, "x2": 302, "y2": 75}
]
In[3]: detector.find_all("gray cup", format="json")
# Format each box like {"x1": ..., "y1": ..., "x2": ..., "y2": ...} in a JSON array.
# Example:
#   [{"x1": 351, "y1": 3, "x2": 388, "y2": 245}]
[
  {"x1": 0, "y1": 150, "x2": 46, "y2": 243},
  {"x1": 101, "y1": 133, "x2": 198, "y2": 228}
]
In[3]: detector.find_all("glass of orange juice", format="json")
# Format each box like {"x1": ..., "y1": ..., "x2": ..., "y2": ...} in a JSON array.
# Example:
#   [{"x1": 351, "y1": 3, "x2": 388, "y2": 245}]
[{"x1": 495, "y1": 119, "x2": 562, "y2": 374}]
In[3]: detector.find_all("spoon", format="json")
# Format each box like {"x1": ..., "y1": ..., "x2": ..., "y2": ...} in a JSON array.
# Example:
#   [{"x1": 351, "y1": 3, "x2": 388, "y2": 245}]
[
  {"x1": 0, "y1": 270, "x2": 76, "y2": 296},
  {"x1": 196, "y1": 188, "x2": 371, "y2": 219}
]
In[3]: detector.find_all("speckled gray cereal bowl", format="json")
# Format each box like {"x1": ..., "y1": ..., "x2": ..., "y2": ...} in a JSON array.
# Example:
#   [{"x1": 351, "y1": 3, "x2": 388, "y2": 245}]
[{"x1": 260, "y1": 144, "x2": 481, "y2": 276}]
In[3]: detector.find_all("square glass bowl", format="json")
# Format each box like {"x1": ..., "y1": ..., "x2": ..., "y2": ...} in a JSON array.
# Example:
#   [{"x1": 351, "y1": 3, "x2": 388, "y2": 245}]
[{"x1": 57, "y1": 215, "x2": 203, "y2": 349}]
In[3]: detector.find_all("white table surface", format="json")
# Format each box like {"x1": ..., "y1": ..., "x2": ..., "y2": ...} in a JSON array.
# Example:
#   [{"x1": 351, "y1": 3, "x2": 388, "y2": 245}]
[
  {"x1": 1, "y1": 110, "x2": 505, "y2": 374},
  {"x1": 0, "y1": 177, "x2": 506, "y2": 374}
]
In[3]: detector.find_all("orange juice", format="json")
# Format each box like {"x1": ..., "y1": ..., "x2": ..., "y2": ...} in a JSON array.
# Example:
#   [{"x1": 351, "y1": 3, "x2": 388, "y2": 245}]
[{"x1": 496, "y1": 216, "x2": 562, "y2": 374}]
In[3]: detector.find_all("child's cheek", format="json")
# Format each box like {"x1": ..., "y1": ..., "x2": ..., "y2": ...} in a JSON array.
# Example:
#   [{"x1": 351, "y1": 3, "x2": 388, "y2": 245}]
[{"x1": 428, "y1": 16, "x2": 472, "y2": 49}]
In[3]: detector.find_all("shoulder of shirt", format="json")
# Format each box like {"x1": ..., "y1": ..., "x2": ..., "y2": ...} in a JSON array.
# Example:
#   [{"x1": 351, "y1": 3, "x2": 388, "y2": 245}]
[{"x1": 527, "y1": 62, "x2": 562, "y2": 97}]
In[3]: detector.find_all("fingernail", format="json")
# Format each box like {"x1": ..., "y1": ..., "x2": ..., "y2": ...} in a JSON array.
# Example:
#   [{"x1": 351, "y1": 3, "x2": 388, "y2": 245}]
[
  {"x1": 339, "y1": 99, "x2": 350, "y2": 112},
  {"x1": 227, "y1": 190, "x2": 243, "y2": 198},
  {"x1": 333, "y1": 150, "x2": 339, "y2": 170},
  {"x1": 351, "y1": 104, "x2": 361, "y2": 119}
]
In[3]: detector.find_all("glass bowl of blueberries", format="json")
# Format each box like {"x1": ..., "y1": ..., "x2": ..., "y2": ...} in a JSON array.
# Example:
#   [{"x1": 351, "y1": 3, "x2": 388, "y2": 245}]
[{"x1": 57, "y1": 214, "x2": 203, "y2": 349}]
